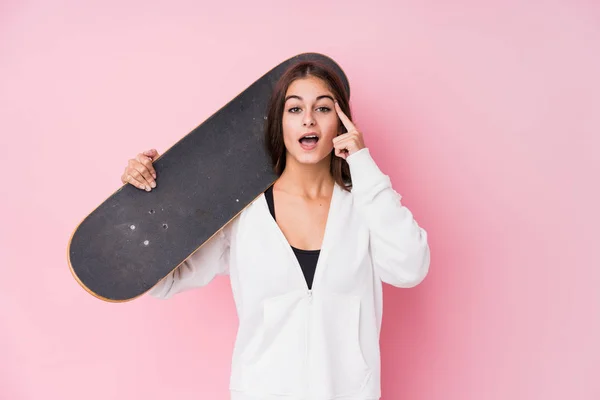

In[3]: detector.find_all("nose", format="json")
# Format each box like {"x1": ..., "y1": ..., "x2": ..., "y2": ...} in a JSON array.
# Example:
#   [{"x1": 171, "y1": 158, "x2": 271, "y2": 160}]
[{"x1": 302, "y1": 109, "x2": 315, "y2": 127}]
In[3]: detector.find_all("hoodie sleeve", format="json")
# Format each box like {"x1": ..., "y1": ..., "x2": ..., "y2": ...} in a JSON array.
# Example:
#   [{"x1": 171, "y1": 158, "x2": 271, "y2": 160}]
[
  {"x1": 346, "y1": 148, "x2": 430, "y2": 288},
  {"x1": 147, "y1": 220, "x2": 233, "y2": 299}
]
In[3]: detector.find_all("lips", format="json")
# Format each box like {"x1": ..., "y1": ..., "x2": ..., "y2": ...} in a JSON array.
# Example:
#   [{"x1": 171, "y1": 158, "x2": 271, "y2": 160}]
[
  {"x1": 299, "y1": 132, "x2": 319, "y2": 143},
  {"x1": 299, "y1": 132, "x2": 319, "y2": 150}
]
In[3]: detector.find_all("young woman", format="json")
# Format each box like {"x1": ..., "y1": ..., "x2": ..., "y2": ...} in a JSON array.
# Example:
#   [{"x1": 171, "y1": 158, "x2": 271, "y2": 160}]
[{"x1": 121, "y1": 61, "x2": 430, "y2": 400}]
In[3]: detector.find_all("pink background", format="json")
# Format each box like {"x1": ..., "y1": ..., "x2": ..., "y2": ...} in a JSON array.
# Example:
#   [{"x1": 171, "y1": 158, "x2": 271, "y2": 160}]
[{"x1": 1, "y1": 1, "x2": 599, "y2": 399}]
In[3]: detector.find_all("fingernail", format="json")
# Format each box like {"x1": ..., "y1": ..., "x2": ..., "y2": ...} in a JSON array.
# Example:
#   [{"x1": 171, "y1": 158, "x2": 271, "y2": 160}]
[
  {"x1": 153, "y1": 173, "x2": 156, "y2": 179},
  {"x1": 145, "y1": 186, "x2": 151, "y2": 191},
  {"x1": 151, "y1": 182, "x2": 156, "y2": 188}
]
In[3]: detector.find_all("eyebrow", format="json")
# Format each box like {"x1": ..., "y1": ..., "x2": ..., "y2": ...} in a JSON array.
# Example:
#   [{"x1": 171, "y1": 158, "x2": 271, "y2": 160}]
[{"x1": 284, "y1": 94, "x2": 335, "y2": 103}]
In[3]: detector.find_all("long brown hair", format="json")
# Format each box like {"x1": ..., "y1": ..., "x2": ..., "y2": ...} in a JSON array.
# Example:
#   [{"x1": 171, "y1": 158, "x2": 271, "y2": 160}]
[{"x1": 265, "y1": 61, "x2": 353, "y2": 191}]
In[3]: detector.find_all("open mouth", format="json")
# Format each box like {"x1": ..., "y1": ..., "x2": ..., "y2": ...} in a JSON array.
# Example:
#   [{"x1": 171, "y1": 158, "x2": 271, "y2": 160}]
[{"x1": 299, "y1": 134, "x2": 319, "y2": 146}]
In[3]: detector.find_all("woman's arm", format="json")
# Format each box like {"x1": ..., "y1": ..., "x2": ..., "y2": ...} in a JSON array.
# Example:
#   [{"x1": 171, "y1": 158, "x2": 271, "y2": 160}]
[
  {"x1": 148, "y1": 221, "x2": 234, "y2": 299},
  {"x1": 347, "y1": 148, "x2": 430, "y2": 288}
]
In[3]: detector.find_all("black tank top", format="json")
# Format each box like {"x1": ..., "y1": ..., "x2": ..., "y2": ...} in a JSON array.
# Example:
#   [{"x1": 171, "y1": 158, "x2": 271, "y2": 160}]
[{"x1": 264, "y1": 185, "x2": 319, "y2": 290}]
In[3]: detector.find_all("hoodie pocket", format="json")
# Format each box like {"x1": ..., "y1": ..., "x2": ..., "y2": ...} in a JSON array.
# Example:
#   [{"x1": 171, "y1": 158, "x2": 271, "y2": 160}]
[
  {"x1": 311, "y1": 291, "x2": 372, "y2": 398},
  {"x1": 237, "y1": 291, "x2": 372, "y2": 398},
  {"x1": 240, "y1": 292, "x2": 307, "y2": 396}
]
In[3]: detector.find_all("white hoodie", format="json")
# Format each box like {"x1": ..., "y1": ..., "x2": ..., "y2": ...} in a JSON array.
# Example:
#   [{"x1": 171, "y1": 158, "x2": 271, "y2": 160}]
[{"x1": 149, "y1": 148, "x2": 430, "y2": 400}]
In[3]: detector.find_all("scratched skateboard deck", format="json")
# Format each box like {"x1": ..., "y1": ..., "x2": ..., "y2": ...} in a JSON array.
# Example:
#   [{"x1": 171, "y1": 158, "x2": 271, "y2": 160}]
[{"x1": 67, "y1": 52, "x2": 350, "y2": 302}]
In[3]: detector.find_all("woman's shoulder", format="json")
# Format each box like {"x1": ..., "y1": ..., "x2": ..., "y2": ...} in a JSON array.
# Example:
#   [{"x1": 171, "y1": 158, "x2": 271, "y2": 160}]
[{"x1": 231, "y1": 191, "x2": 268, "y2": 224}]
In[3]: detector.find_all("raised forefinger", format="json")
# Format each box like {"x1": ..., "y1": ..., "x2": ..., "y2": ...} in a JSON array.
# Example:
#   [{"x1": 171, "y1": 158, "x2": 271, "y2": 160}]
[{"x1": 334, "y1": 101, "x2": 357, "y2": 132}]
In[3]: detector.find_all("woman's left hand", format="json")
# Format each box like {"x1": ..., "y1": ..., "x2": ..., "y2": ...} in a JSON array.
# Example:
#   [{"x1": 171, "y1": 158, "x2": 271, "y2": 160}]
[{"x1": 333, "y1": 101, "x2": 365, "y2": 159}]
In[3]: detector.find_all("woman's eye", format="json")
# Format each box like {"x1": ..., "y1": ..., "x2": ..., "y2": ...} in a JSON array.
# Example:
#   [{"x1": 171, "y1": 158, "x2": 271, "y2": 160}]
[{"x1": 287, "y1": 106, "x2": 330, "y2": 113}]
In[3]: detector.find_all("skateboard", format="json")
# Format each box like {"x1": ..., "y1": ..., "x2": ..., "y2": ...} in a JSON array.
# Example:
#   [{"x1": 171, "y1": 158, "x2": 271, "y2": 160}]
[{"x1": 67, "y1": 52, "x2": 350, "y2": 302}]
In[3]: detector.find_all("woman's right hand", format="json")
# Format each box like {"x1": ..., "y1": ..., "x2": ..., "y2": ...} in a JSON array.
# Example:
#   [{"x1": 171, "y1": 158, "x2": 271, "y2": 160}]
[{"x1": 121, "y1": 149, "x2": 159, "y2": 191}]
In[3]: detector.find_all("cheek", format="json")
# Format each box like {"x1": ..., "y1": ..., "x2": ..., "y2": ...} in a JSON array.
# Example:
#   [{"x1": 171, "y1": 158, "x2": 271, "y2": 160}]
[
  {"x1": 281, "y1": 115, "x2": 299, "y2": 149},
  {"x1": 281, "y1": 117, "x2": 293, "y2": 139},
  {"x1": 320, "y1": 115, "x2": 340, "y2": 139}
]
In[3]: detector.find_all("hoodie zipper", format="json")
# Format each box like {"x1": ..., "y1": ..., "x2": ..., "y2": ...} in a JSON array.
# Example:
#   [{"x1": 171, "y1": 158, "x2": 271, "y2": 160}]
[
  {"x1": 306, "y1": 288, "x2": 312, "y2": 396},
  {"x1": 262, "y1": 184, "x2": 338, "y2": 397}
]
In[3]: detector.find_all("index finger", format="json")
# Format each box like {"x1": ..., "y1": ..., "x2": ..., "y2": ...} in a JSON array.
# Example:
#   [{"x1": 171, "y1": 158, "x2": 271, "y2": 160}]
[{"x1": 334, "y1": 101, "x2": 356, "y2": 132}]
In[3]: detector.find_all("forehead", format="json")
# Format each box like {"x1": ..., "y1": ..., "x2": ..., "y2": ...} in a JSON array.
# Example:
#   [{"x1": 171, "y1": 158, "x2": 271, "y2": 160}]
[{"x1": 285, "y1": 76, "x2": 332, "y2": 98}]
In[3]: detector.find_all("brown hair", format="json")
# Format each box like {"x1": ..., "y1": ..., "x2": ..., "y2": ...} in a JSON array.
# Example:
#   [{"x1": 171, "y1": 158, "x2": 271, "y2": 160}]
[{"x1": 264, "y1": 61, "x2": 353, "y2": 191}]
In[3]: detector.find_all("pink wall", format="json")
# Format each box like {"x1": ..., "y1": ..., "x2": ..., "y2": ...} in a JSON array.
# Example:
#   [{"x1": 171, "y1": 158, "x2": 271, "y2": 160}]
[{"x1": 1, "y1": 1, "x2": 598, "y2": 399}]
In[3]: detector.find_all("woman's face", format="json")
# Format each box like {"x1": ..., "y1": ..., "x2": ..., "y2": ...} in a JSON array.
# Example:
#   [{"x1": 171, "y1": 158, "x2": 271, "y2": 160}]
[{"x1": 282, "y1": 76, "x2": 340, "y2": 166}]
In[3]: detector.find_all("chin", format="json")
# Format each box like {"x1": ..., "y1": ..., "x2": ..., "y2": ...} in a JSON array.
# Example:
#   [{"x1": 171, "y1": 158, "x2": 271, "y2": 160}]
[{"x1": 291, "y1": 150, "x2": 331, "y2": 165}]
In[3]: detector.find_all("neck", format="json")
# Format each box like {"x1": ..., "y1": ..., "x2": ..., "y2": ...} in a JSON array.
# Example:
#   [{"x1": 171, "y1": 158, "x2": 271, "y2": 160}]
[{"x1": 277, "y1": 153, "x2": 335, "y2": 199}]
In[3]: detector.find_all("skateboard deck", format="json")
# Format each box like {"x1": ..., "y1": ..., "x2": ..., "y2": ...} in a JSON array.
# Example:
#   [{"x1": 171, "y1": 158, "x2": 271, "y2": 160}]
[{"x1": 68, "y1": 52, "x2": 350, "y2": 302}]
